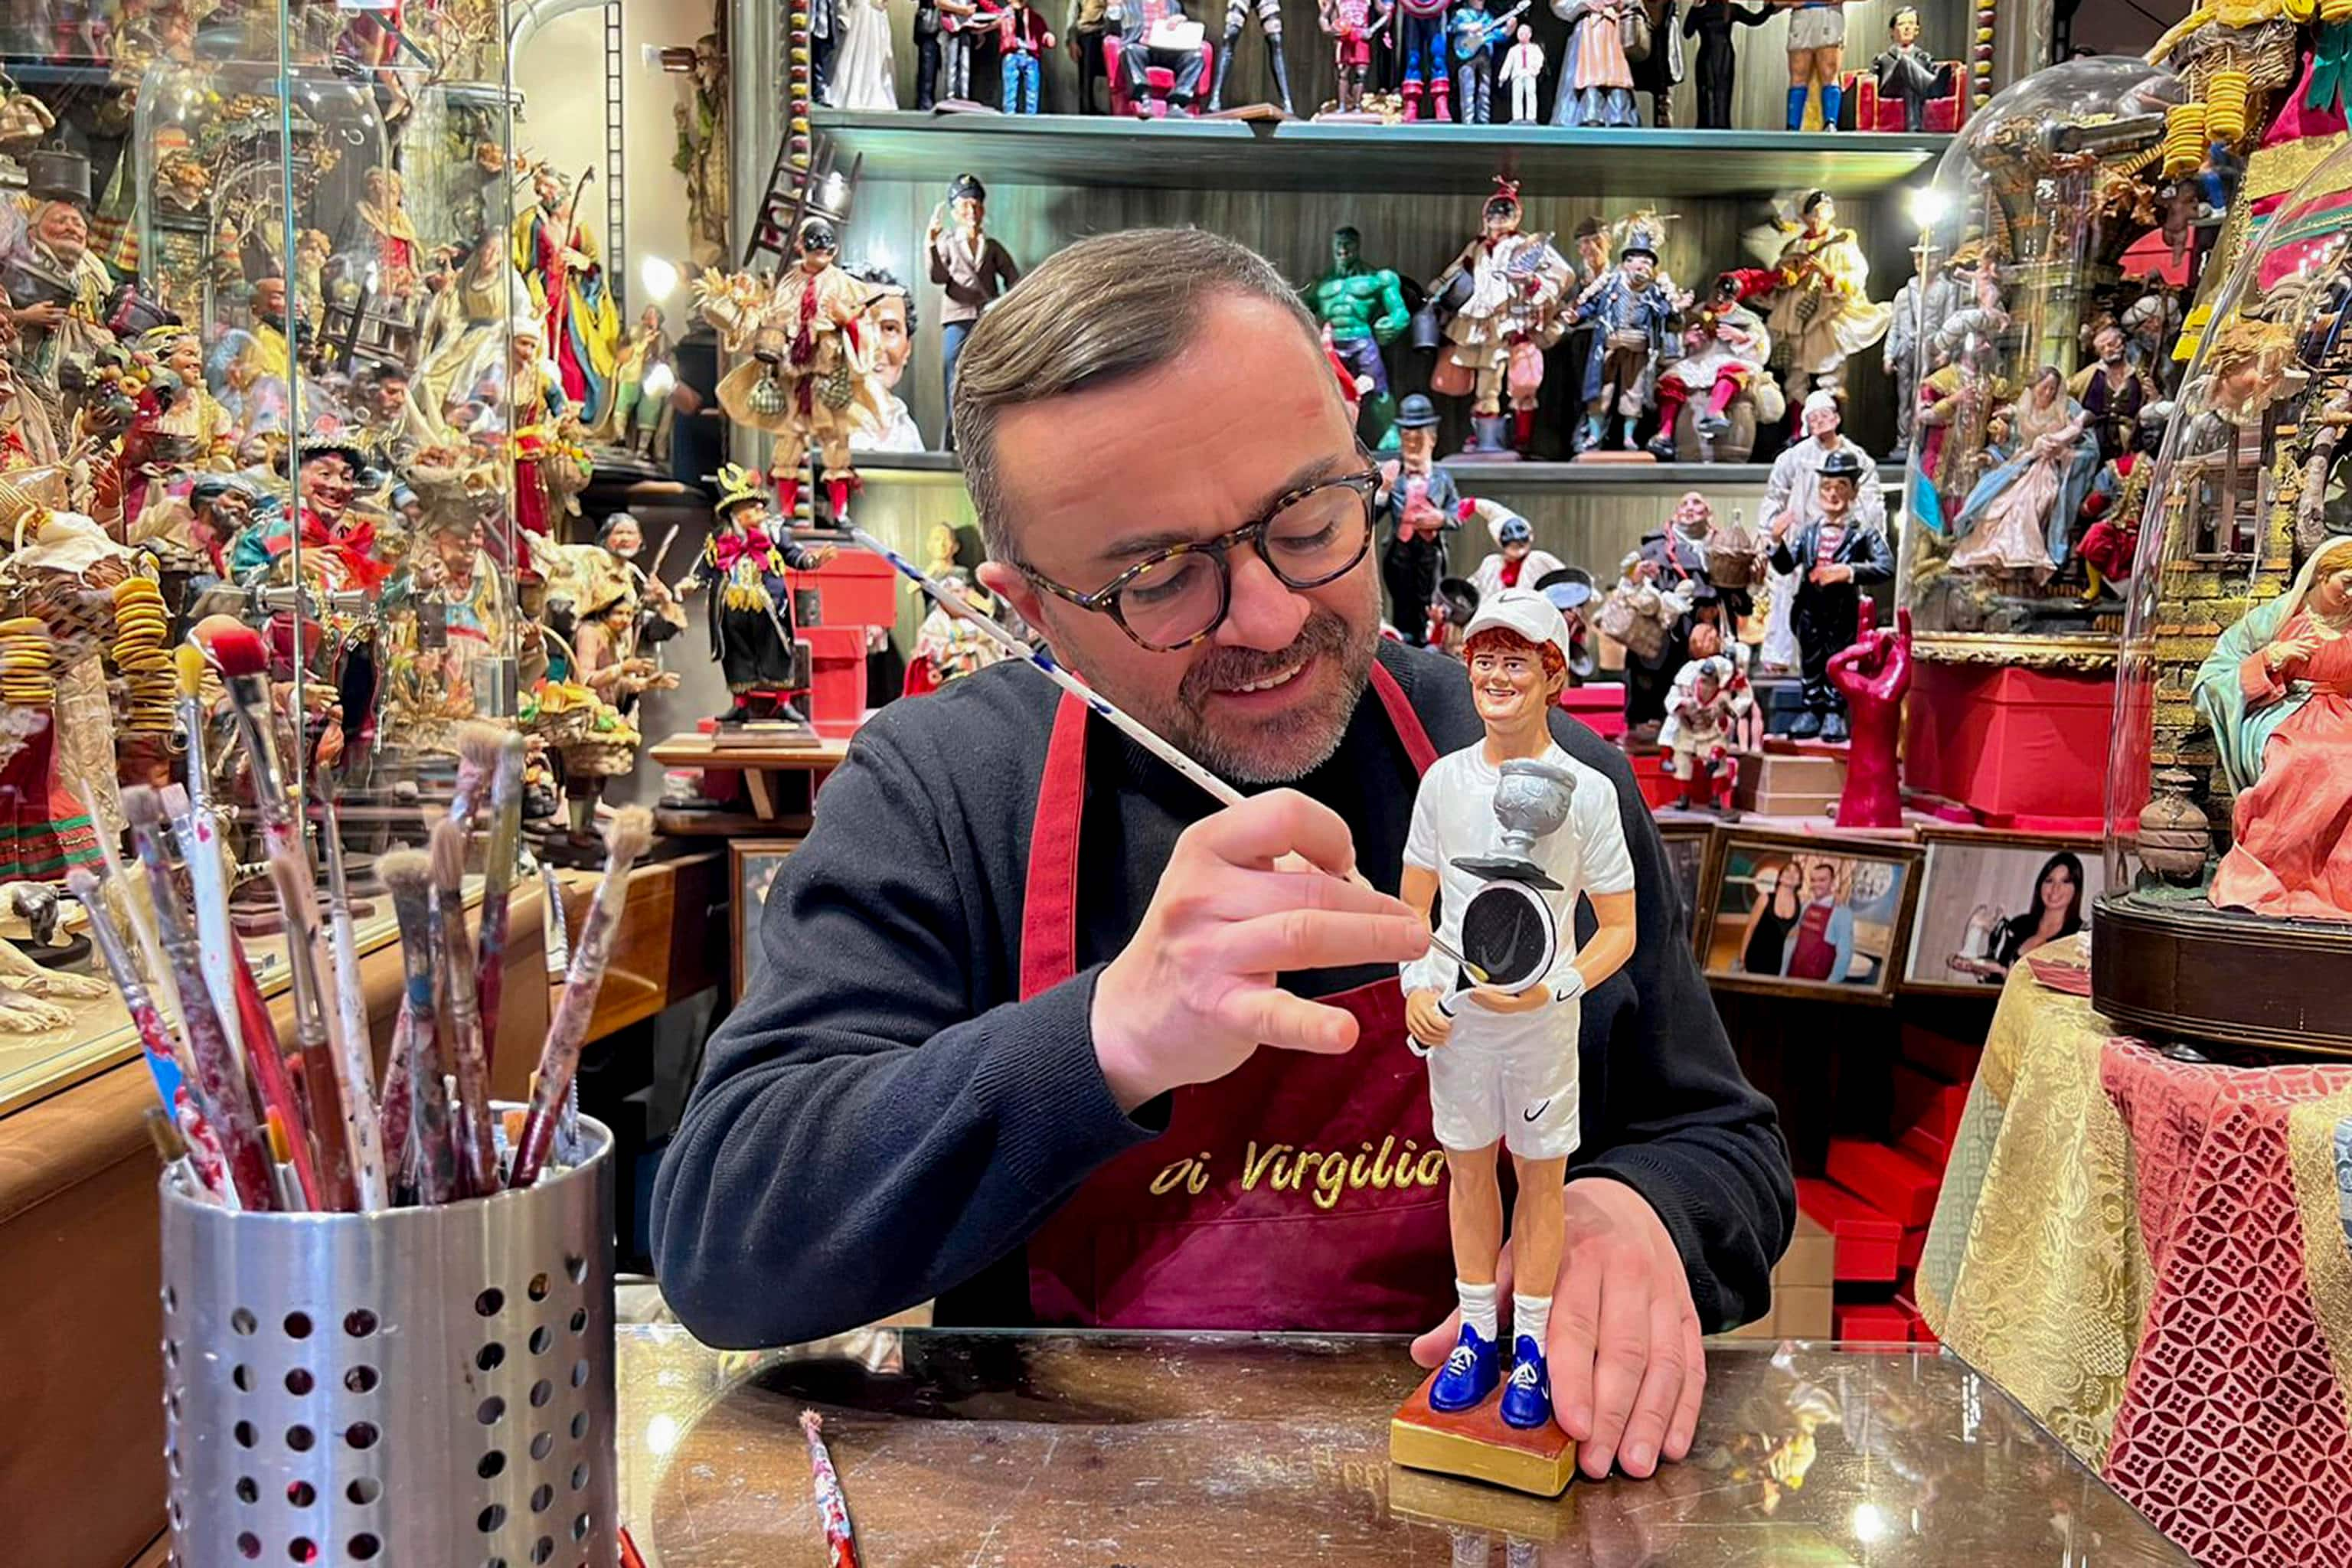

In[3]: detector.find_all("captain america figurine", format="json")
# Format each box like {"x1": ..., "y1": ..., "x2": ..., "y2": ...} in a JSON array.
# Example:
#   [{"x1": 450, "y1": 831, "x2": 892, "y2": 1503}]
[{"x1": 1401, "y1": 590, "x2": 1640, "y2": 1427}]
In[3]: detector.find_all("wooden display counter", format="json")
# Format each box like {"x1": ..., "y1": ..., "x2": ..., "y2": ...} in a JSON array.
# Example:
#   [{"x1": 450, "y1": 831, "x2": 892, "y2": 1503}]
[
  {"x1": 0, "y1": 888, "x2": 550, "y2": 1568},
  {"x1": 648, "y1": 733, "x2": 853, "y2": 834}
]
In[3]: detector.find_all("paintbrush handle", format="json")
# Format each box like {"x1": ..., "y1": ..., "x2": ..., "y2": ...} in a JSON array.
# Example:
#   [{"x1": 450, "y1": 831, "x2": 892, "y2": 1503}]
[
  {"x1": 388, "y1": 893, "x2": 460, "y2": 1206},
  {"x1": 509, "y1": 866, "x2": 633, "y2": 1187},
  {"x1": 433, "y1": 884, "x2": 498, "y2": 1197},
  {"x1": 230, "y1": 955, "x2": 328, "y2": 1208},
  {"x1": 318, "y1": 808, "x2": 382, "y2": 1205}
]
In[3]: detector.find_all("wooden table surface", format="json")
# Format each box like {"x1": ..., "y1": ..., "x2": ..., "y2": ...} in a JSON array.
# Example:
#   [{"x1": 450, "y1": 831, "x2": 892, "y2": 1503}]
[{"x1": 616, "y1": 1327, "x2": 2192, "y2": 1567}]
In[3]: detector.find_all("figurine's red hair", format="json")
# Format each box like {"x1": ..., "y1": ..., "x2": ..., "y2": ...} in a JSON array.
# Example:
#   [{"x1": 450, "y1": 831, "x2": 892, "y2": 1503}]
[{"x1": 1463, "y1": 626, "x2": 1565, "y2": 681}]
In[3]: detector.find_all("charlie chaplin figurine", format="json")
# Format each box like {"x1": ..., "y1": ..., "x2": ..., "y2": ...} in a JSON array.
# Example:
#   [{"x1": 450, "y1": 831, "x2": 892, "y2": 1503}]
[
  {"x1": 678, "y1": 464, "x2": 840, "y2": 726},
  {"x1": 1400, "y1": 588, "x2": 1639, "y2": 1429},
  {"x1": 1766, "y1": 446, "x2": 1893, "y2": 740},
  {"x1": 1379, "y1": 394, "x2": 1463, "y2": 645}
]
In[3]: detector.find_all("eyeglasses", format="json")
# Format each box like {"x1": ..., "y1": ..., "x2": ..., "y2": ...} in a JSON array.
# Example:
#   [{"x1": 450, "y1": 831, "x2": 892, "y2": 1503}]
[{"x1": 1014, "y1": 463, "x2": 1379, "y2": 652}]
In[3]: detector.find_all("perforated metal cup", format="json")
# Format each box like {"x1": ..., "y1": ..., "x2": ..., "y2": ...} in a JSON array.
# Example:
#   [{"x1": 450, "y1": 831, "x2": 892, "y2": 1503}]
[{"x1": 158, "y1": 1113, "x2": 617, "y2": 1568}]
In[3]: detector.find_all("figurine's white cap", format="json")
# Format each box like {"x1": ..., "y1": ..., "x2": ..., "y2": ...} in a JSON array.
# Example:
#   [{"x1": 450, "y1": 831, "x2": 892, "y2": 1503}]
[
  {"x1": 1464, "y1": 586, "x2": 1574, "y2": 672},
  {"x1": 1802, "y1": 389, "x2": 1840, "y2": 423}
]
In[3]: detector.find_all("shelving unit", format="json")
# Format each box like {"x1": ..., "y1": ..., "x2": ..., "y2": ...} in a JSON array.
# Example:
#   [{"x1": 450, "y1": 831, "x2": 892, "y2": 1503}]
[{"x1": 817, "y1": 110, "x2": 1950, "y2": 197}]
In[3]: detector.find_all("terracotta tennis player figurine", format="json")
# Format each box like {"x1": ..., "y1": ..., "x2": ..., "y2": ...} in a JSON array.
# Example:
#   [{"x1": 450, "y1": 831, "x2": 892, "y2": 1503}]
[{"x1": 1400, "y1": 588, "x2": 1639, "y2": 1428}]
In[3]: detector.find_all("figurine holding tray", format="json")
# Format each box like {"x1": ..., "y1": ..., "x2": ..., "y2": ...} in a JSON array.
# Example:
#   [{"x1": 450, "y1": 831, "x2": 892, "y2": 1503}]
[{"x1": 1400, "y1": 588, "x2": 1638, "y2": 1433}]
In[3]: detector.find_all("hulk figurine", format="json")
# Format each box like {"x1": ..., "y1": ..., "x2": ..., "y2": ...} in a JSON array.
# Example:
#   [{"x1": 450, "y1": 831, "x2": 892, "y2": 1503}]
[{"x1": 1308, "y1": 225, "x2": 1412, "y2": 451}]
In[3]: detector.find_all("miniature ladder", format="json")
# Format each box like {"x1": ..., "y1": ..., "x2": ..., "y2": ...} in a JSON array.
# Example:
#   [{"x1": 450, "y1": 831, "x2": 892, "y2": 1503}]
[{"x1": 603, "y1": 0, "x2": 629, "y2": 311}]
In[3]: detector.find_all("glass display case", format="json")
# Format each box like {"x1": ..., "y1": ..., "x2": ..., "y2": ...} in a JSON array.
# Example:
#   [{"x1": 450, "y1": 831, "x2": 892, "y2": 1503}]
[
  {"x1": 0, "y1": 0, "x2": 577, "y2": 1107},
  {"x1": 1895, "y1": 55, "x2": 2185, "y2": 673},
  {"x1": 2096, "y1": 134, "x2": 2352, "y2": 1058}
]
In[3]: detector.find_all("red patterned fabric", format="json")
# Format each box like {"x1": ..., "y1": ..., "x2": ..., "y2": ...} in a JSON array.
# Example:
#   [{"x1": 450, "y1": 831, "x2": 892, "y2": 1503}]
[{"x1": 2100, "y1": 1043, "x2": 2352, "y2": 1568}]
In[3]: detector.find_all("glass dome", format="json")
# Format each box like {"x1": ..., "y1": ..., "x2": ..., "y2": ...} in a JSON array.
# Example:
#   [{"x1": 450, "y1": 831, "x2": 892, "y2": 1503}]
[
  {"x1": 2094, "y1": 132, "x2": 2352, "y2": 1055},
  {"x1": 1894, "y1": 56, "x2": 2186, "y2": 671}
]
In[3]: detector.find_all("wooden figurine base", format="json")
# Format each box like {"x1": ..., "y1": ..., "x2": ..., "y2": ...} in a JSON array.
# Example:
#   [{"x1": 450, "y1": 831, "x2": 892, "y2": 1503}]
[
  {"x1": 1570, "y1": 449, "x2": 1659, "y2": 465},
  {"x1": 710, "y1": 716, "x2": 819, "y2": 750},
  {"x1": 1390, "y1": 1368, "x2": 1576, "y2": 1498},
  {"x1": 2092, "y1": 891, "x2": 2352, "y2": 1059}
]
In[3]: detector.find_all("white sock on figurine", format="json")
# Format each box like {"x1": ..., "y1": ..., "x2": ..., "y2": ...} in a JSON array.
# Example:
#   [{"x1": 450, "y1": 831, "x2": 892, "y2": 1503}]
[
  {"x1": 1458, "y1": 1279, "x2": 1500, "y2": 1340},
  {"x1": 1514, "y1": 1292, "x2": 1552, "y2": 1348}
]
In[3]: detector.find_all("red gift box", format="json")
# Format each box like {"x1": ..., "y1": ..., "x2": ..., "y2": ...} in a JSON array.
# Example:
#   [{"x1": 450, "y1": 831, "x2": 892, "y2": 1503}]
[
  {"x1": 1834, "y1": 1301, "x2": 1912, "y2": 1345},
  {"x1": 1827, "y1": 1139, "x2": 1943, "y2": 1230},
  {"x1": 1898, "y1": 1226, "x2": 1928, "y2": 1272},
  {"x1": 1560, "y1": 684, "x2": 1627, "y2": 742},
  {"x1": 1796, "y1": 1178, "x2": 1903, "y2": 1283}
]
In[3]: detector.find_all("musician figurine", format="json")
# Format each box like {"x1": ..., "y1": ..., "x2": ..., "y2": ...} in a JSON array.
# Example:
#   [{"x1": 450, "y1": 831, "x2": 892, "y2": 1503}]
[
  {"x1": 1397, "y1": 0, "x2": 1454, "y2": 120},
  {"x1": 1319, "y1": 0, "x2": 1388, "y2": 115},
  {"x1": 1452, "y1": 0, "x2": 1530, "y2": 124},
  {"x1": 1210, "y1": 0, "x2": 1294, "y2": 112},
  {"x1": 1498, "y1": 24, "x2": 1545, "y2": 122},
  {"x1": 936, "y1": 0, "x2": 990, "y2": 103}
]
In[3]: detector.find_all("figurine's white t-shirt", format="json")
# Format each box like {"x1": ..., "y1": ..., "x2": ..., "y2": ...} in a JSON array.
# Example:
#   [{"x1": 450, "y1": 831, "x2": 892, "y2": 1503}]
[{"x1": 1400, "y1": 740, "x2": 1635, "y2": 1004}]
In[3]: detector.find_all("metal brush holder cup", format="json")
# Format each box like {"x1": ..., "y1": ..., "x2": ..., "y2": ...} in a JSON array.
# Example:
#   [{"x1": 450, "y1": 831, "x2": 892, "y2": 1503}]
[{"x1": 159, "y1": 1112, "x2": 618, "y2": 1568}]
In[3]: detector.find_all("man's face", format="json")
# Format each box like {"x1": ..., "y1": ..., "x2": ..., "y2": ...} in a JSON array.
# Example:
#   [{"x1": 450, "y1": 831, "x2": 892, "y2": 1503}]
[
  {"x1": 1398, "y1": 423, "x2": 1435, "y2": 467},
  {"x1": 1502, "y1": 533, "x2": 1530, "y2": 562},
  {"x1": 953, "y1": 196, "x2": 984, "y2": 230},
  {"x1": 165, "y1": 336, "x2": 202, "y2": 380},
  {"x1": 1808, "y1": 196, "x2": 1837, "y2": 230},
  {"x1": 1806, "y1": 403, "x2": 1841, "y2": 445},
  {"x1": 513, "y1": 332, "x2": 544, "y2": 370},
  {"x1": 606, "y1": 518, "x2": 644, "y2": 558},
  {"x1": 869, "y1": 294, "x2": 912, "y2": 390},
  {"x1": 198, "y1": 492, "x2": 251, "y2": 537},
  {"x1": 436, "y1": 524, "x2": 479, "y2": 569},
  {"x1": 1697, "y1": 672, "x2": 1721, "y2": 704},
  {"x1": 1578, "y1": 235, "x2": 1607, "y2": 273},
  {"x1": 1674, "y1": 492, "x2": 1710, "y2": 534},
  {"x1": 1808, "y1": 864, "x2": 1836, "y2": 901},
  {"x1": 980, "y1": 293, "x2": 1379, "y2": 786},
  {"x1": 2096, "y1": 326, "x2": 2125, "y2": 364},
  {"x1": 36, "y1": 202, "x2": 87, "y2": 262},
  {"x1": 801, "y1": 243, "x2": 835, "y2": 276},
  {"x1": 1819, "y1": 476, "x2": 1856, "y2": 518},
  {"x1": 1623, "y1": 253, "x2": 1655, "y2": 287},
  {"x1": 1893, "y1": 9, "x2": 1919, "y2": 44},
  {"x1": 1468, "y1": 635, "x2": 1554, "y2": 729},
  {"x1": 639, "y1": 305, "x2": 664, "y2": 333},
  {"x1": 1331, "y1": 229, "x2": 1360, "y2": 271},
  {"x1": 302, "y1": 455, "x2": 356, "y2": 514},
  {"x1": 371, "y1": 374, "x2": 410, "y2": 418},
  {"x1": 536, "y1": 173, "x2": 564, "y2": 211},
  {"x1": 254, "y1": 278, "x2": 287, "y2": 324},
  {"x1": 1485, "y1": 204, "x2": 1521, "y2": 243}
]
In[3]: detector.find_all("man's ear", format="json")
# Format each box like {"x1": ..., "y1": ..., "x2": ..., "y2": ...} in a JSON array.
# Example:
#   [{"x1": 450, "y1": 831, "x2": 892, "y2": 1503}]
[{"x1": 978, "y1": 560, "x2": 1049, "y2": 643}]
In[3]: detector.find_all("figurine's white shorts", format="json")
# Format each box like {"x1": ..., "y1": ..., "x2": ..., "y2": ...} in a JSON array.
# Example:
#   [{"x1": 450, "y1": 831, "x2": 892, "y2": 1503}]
[
  {"x1": 1788, "y1": 5, "x2": 1845, "y2": 49},
  {"x1": 1426, "y1": 1018, "x2": 1582, "y2": 1161}
]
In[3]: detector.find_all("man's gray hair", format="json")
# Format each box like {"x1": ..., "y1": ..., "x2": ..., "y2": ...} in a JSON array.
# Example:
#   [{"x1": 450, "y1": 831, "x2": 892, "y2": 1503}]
[{"x1": 951, "y1": 227, "x2": 1321, "y2": 564}]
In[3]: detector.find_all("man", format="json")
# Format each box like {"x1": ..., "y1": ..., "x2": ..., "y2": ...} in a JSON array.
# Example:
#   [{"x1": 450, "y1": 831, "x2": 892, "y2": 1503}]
[
  {"x1": 1377, "y1": 394, "x2": 1461, "y2": 644},
  {"x1": 1759, "y1": 390, "x2": 1880, "y2": 674},
  {"x1": 3, "y1": 151, "x2": 113, "y2": 413},
  {"x1": 1306, "y1": 227, "x2": 1410, "y2": 452},
  {"x1": 1573, "y1": 221, "x2": 1683, "y2": 456},
  {"x1": 1118, "y1": 0, "x2": 1210, "y2": 116},
  {"x1": 1779, "y1": 860, "x2": 1854, "y2": 982},
  {"x1": 1066, "y1": 0, "x2": 1122, "y2": 112},
  {"x1": 846, "y1": 264, "x2": 926, "y2": 453},
  {"x1": 916, "y1": 0, "x2": 946, "y2": 108},
  {"x1": 2069, "y1": 322, "x2": 2157, "y2": 467},
  {"x1": 927, "y1": 175, "x2": 1021, "y2": 448},
  {"x1": 1870, "y1": 5, "x2": 1947, "y2": 132},
  {"x1": 653, "y1": 228, "x2": 1792, "y2": 1484},
  {"x1": 1767, "y1": 446, "x2": 1893, "y2": 740}
]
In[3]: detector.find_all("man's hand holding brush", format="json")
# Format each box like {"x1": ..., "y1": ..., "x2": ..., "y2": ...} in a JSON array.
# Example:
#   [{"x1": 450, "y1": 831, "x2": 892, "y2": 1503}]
[{"x1": 1092, "y1": 789, "x2": 1431, "y2": 1114}]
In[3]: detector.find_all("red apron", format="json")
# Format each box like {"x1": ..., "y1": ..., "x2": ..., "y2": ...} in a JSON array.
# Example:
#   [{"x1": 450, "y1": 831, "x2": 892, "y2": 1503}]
[
  {"x1": 1023, "y1": 661, "x2": 1456, "y2": 1333},
  {"x1": 1785, "y1": 901, "x2": 1838, "y2": 981}
]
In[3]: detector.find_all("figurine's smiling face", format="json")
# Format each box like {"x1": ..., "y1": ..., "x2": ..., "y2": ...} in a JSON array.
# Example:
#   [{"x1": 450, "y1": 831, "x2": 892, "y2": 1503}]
[
  {"x1": 1673, "y1": 491, "x2": 1710, "y2": 534},
  {"x1": 301, "y1": 454, "x2": 356, "y2": 515},
  {"x1": 867, "y1": 292, "x2": 913, "y2": 390},
  {"x1": 1468, "y1": 632, "x2": 1553, "y2": 729},
  {"x1": 1622, "y1": 253, "x2": 1655, "y2": 286},
  {"x1": 36, "y1": 201, "x2": 86, "y2": 262}
]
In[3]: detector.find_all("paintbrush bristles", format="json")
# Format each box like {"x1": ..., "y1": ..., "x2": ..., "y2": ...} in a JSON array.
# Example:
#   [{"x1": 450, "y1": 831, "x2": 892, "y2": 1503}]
[
  {"x1": 378, "y1": 848, "x2": 432, "y2": 899},
  {"x1": 604, "y1": 806, "x2": 653, "y2": 864},
  {"x1": 456, "y1": 722, "x2": 510, "y2": 773},
  {"x1": 428, "y1": 818, "x2": 469, "y2": 896}
]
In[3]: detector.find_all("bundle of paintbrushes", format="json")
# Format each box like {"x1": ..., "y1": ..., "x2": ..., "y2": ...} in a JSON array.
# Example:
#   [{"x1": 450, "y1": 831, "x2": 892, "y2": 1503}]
[{"x1": 77, "y1": 632, "x2": 655, "y2": 1211}]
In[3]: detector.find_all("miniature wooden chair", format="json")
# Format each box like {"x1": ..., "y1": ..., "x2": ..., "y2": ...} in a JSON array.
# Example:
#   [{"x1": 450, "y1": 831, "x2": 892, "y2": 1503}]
[
  {"x1": 1843, "y1": 61, "x2": 1968, "y2": 133},
  {"x1": 1102, "y1": 34, "x2": 1217, "y2": 117}
]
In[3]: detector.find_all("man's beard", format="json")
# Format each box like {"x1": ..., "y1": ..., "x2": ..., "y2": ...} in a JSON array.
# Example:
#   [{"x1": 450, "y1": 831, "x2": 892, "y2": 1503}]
[{"x1": 1156, "y1": 608, "x2": 1374, "y2": 786}]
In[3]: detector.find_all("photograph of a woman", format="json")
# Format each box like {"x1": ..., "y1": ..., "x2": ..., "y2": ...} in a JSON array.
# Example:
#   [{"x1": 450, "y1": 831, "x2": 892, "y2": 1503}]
[
  {"x1": 1740, "y1": 858, "x2": 1801, "y2": 976},
  {"x1": 1904, "y1": 835, "x2": 2106, "y2": 993}
]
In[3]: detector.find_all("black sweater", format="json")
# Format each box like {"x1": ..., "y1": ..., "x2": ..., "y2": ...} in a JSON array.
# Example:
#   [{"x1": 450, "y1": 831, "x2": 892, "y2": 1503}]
[{"x1": 652, "y1": 640, "x2": 1794, "y2": 1348}]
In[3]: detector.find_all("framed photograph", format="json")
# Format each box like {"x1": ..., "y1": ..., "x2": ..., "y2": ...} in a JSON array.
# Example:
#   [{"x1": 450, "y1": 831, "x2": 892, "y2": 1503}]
[
  {"x1": 1699, "y1": 830, "x2": 1922, "y2": 1001},
  {"x1": 1902, "y1": 831, "x2": 2106, "y2": 995},
  {"x1": 730, "y1": 839, "x2": 801, "y2": 1002},
  {"x1": 1655, "y1": 820, "x2": 1721, "y2": 959}
]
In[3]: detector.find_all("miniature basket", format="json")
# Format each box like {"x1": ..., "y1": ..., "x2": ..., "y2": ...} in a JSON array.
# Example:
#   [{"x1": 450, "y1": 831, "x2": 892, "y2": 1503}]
[
  {"x1": 159, "y1": 1112, "x2": 619, "y2": 1568},
  {"x1": 1706, "y1": 531, "x2": 1762, "y2": 591}
]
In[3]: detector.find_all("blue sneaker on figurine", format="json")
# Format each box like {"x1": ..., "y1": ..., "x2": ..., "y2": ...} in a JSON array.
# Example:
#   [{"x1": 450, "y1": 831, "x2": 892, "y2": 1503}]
[
  {"x1": 1429, "y1": 1323, "x2": 1501, "y2": 1412},
  {"x1": 1500, "y1": 1336, "x2": 1553, "y2": 1429}
]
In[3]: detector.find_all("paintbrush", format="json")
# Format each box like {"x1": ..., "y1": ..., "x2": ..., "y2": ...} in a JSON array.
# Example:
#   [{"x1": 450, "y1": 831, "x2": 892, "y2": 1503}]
[
  {"x1": 142, "y1": 1106, "x2": 222, "y2": 1206},
  {"x1": 428, "y1": 818, "x2": 498, "y2": 1197},
  {"x1": 194, "y1": 619, "x2": 305, "y2": 867},
  {"x1": 74, "y1": 867, "x2": 233, "y2": 1208},
  {"x1": 459, "y1": 725, "x2": 527, "y2": 1067},
  {"x1": 267, "y1": 854, "x2": 364, "y2": 1210},
  {"x1": 381, "y1": 848, "x2": 460, "y2": 1205},
  {"x1": 175, "y1": 642, "x2": 215, "y2": 819},
  {"x1": 317, "y1": 799, "x2": 387, "y2": 1208},
  {"x1": 80, "y1": 784, "x2": 182, "y2": 1027},
  {"x1": 509, "y1": 807, "x2": 652, "y2": 1188},
  {"x1": 157, "y1": 782, "x2": 328, "y2": 1209},
  {"x1": 448, "y1": 719, "x2": 501, "y2": 832},
  {"x1": 843, "y1": 525, "x2": 1487, "y2": 982},
  {"x1": 119, "y1": 789, "x2": 276, "y2": 1210}
]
